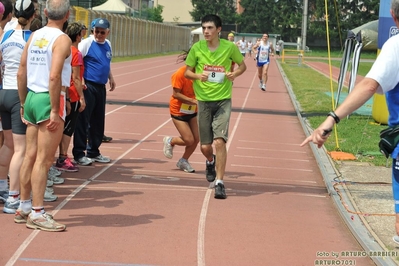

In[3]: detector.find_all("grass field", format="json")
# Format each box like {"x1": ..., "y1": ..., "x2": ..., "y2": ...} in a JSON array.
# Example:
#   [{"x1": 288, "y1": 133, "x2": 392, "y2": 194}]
[{"x1": 280, "y1": 56, "x2": 388, "y2": 166}]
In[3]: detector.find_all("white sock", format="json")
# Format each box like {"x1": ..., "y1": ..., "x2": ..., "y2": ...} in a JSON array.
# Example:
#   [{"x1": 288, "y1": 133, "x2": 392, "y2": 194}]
[
  {"x1": 31, "y1": 207, "x2": 45, "y2": 218},
  {"x1": 215, "y1": 179, "x2": 224, "y2": 185},
  {"x1": 20, "y1": 199, "x2": 32, "y2": 213}
]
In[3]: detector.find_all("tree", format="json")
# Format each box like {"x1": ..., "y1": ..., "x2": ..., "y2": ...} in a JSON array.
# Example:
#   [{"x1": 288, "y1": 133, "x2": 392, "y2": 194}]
[
  {"x1": 146, "y1": 5, "x2": 164, "y2": 22},
  {"x1": 92, "y1": 0, "x2": 106, "y2": 7},
  {"x1": 70, "y1": 0, "x2": 106, "y2": 9},
  {"x1": 307, "y1": 0, "x2": 379, "y2": 48},
  {"x1": 237, "y1": 0, "x2": 379, "y2": 46},
  {"x1": 237, "y1": 0, "x2": 302, "y2": 42},
  {"x1": 190, "y1": 0, "x2": 237, "y2": 24}
]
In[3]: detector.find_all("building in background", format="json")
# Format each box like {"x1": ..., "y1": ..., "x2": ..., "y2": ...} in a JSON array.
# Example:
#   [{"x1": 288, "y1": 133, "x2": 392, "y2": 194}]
[
  {"x1": 122, "y1": 0, "x2": 192, "y2": 22},
  {"x1": 152, "y1": 0, "x2": 193, "y2": 23}
]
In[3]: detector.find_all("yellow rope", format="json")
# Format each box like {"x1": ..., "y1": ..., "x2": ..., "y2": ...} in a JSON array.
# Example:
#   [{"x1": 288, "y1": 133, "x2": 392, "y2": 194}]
[{"x1": 324, "y1": 0, "x2": 340, "y2": 149}]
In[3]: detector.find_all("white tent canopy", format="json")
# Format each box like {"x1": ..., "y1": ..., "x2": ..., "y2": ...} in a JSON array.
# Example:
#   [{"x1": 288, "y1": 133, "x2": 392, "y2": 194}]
[
  {"x1": 92, "y1": 0, "x2": 131, "y2": 14},
  {"x1": 191, "y1": 27, "x2": 204, "y2": 45},
  {"x1": 191, "y1": 27, "x2": 203, "y2": 35}
]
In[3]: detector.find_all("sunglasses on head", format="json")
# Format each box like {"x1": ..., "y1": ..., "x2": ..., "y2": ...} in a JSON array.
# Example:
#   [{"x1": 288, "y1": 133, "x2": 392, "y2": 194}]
[{"x1": 95, "y1": 30, "x2": 106, "y2": 35}]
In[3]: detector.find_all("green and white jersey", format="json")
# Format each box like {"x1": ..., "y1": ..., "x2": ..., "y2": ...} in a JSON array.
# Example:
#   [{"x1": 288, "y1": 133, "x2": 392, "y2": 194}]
[{"x1": 186, "y1": 39, "x2": 243, "y2": 101}]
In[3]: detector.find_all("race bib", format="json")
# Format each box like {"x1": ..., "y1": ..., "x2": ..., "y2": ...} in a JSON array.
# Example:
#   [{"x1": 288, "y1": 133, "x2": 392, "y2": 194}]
[
  {"x1": 204, "y1": 65, "x2": 225, "y2": 83},
  {"x1": 259, "y1": 51, "x2": 268, "y2": 61},
  {"x1": 180, "y1": 103, "x2": 196, "y2": 114}
]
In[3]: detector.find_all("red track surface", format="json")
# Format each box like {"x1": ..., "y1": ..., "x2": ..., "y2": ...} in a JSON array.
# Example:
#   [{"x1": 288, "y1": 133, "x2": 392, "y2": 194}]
[{"x1": 1, "y1": 55, "x2": 374, "y2": 266}]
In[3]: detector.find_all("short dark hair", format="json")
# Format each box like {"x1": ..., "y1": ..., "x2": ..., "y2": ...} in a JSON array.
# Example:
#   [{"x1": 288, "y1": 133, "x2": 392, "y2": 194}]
[
  {"x1": 201, "y1": 14, "x2": 222, "y2": 28},
  {"x1": 66, "y1": 21, "x2": 82, "y2": 43}
]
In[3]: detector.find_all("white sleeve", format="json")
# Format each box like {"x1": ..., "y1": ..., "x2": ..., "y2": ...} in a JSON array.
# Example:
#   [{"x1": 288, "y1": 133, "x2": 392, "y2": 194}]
[
  {"x1": 366, "y1": 35, "x2": 399, "y2": 94},
  {"x1": 78, "y1": 37, "x2": 93, "y2": 58}
]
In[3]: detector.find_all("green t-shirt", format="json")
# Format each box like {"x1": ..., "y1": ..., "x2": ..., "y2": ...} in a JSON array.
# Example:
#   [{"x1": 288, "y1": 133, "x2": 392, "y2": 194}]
[{"x1": 186, "y1": 39, "x2": 243, "y2": 101}]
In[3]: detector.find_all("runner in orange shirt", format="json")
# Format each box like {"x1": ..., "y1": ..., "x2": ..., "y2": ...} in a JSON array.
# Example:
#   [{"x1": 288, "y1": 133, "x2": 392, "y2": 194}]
[{"x1": 162, "y1": 51, "x2": 199, "y2": 173}]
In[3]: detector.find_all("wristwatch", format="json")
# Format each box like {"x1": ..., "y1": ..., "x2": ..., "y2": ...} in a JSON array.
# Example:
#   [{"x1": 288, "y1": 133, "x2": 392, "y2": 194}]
[{"x1": 327, "y1": 111, "x2": 340, "y2": 124}]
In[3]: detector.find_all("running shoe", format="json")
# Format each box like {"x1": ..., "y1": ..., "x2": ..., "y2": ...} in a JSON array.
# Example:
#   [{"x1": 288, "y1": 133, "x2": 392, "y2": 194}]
[
  {"x1": 163, "y1": 136, "x2": 173, "y2": 159},
  {"x1": 214, "y1": 183, "x2": 227, "y2": 199},
  {"x1": 261, "y1": 84, "x2": 266, "y2": 91},
  {"x1": 176, "y1": 158, "x2": 195, "y2": 173},
  {"x1": 393, "y1": 235, "x2": 399, "y2": 244},
  {"x1": 75, "y1": 156, "x2": 92, "y2": 166},
  {"x1": 90, "y1": 154, "x2": 111, "y2": 163},
  {"x1": 48, "y1": 173, "x2": 64, "y2": 185},
  {"x1": 49, "y1": 166, "x2": 62, "y2": 177},
  {"x1": 14, "y1": 208, "x2": 30, "y2": 224},
  {"x1": 0, "y1": 190, "x2": 9, "y2": 203},
  {"x1": 205, "y1": 155, "x2": 216, "y2": 182},
  {"x1": 3, "y1": 199, "x2": 20, "y2": 214},
  {"x1": 55, "y1": 157, "x2": 79, "y2": 172},
  {"x1": 47, "y1": 179, "x2": 54, "y2": 187},
  {"x1": 102, "y1": 135, "x2": 113, "y2": 142},
  {"x1": 26, "y1": 212, "x2": 66, "y2": 232},
  {"x1": 44, "y1": 187, "x2": 57, "y2": 202}
]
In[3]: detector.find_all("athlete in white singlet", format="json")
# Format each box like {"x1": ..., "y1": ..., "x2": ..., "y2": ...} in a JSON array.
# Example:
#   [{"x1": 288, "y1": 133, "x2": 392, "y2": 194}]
[{"x1": 252, "y1": 33, "x2": 274, "y2": 91}]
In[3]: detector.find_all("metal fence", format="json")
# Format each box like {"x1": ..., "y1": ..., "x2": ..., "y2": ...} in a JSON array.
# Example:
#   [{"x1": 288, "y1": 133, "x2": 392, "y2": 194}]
[{"x1": 69, "y1": 6, "x2": 191, "y2": 57}]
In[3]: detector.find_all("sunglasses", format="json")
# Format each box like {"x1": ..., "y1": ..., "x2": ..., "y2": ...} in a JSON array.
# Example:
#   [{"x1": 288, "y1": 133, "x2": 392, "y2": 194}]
[{"x1": 95, "y1": 30, "x2": 106, "y2": 35}]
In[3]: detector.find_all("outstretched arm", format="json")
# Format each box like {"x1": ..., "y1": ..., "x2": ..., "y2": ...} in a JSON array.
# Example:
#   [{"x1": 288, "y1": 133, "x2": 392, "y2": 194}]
[{"x1": 301, "y1": 78, "x2": 379, "y2": 148}]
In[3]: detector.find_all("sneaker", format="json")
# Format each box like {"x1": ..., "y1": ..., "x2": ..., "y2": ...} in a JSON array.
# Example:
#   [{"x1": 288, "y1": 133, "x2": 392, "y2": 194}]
[
  {"x1": 44, "y1": 188, "x2": 57, "y2": 202},
  {"x1": 0, "y1": 190, "x2": 8, "y2": 203},
  {"x1": 55, "y1": 157, "x2": 79, "y2": 172},
  {"x1": 26, "y1": 212, "x2": 66, "y2": 232},
  {"x1": 75, "y1": 156, "x2": 92, "y2": 166},
  {"x1": 259, "y1": 81, "x2": 263, "y2": 88},
  {"x1": 393, "y1": 236, "x2": 399, "y2": 244},
  {"x1": 102, "y1": 135, "x2": 113, "y2": 142},
  {"x1": 205, "y1": 155, "x2": 216, "y2": 182},
  {"x1": 261, "y1": 84, "x2": 266, "y2": 91},
  {"x1": 163, "y1": 136, "x2": 173, "y2": 159},
  {"x1": 46, "y1": 186, "x2": 54, "y2": 194},
  {"x1": 14, "y1": 208, "x2": 30, "y2": 223},
  {"x1": 214, "y1": 183, "x2": 227, "y2": 199},
  {"x1": 66, "y1": 157, "x2": 78, "y2": 167},
  {"x1": 49, "y1": 166, "x2": 62, "y2": 177},
  {"x1": 90, "y1": 154, "x2": 111, "y2": 163},
  {"x1": 48, "y1": 173, "x2": 64, "y2": 185},
  {"x1": 3, "y1": 199, "x2": 20, "y2": 214},
  {"x1": 47, "y1": 179, "x2": 54, "y2": 187},
  {"x1": 176, "y1": 158, "x2": 195, "y2": 173}
]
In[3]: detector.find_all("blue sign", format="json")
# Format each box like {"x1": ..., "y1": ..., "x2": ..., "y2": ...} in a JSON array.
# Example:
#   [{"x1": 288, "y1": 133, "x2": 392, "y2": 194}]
[{"x1": 378, "y1": 0, "x2": 398, "y2": 48}]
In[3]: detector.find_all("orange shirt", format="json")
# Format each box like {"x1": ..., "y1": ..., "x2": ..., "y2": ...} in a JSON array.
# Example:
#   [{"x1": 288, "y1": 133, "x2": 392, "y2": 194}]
[
  {"x1": 169, "y1": 66, "x2": 196, "y2": 116},
  {"x1": 68, "y1": 46, "x2": 84, "y2": 102}
]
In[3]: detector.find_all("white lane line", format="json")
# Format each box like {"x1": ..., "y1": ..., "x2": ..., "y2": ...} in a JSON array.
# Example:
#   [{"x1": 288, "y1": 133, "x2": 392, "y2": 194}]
[
  {"x1": 234, "y1": 155, "x2": 310, "y2": 162},
  {"x1": 103, "y1": 131, "x2": 141, "y2": 136},
  {"x1": 237, "y1": 146, "x2": 307, "y2": 153},
  {"x1": 5, "y1": 119, "x2": 172, "y2": 266},
  {"x1": 227, "y1": 189, "x2": 327, "y2": 198},
  {"x1": 238, "y1": 140, "x2": 303, "y2": 145},
  {"x1": 246, "y1": 179, "x2": 317, "y2": 184},
  {"x1": 197, "y1": 69, "x2": 258, "y2": 266},
  {"x1": 113, "y1": 62, "x2": 176, "y2": 77},
  {"x1": 230, "y1": 164, "x2": 313, "y2": 172}
]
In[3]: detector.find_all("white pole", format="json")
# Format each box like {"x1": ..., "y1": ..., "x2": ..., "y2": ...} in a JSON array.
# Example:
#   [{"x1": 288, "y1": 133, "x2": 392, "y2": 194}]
[{"x1": 302, "y1": 0, "x2": 309, "y2": 51}]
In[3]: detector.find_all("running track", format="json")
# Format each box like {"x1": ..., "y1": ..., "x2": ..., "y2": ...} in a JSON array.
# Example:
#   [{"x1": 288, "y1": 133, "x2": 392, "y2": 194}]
[{"x1": 0, "y1": 55, "x2": 374, "y2": 266}]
